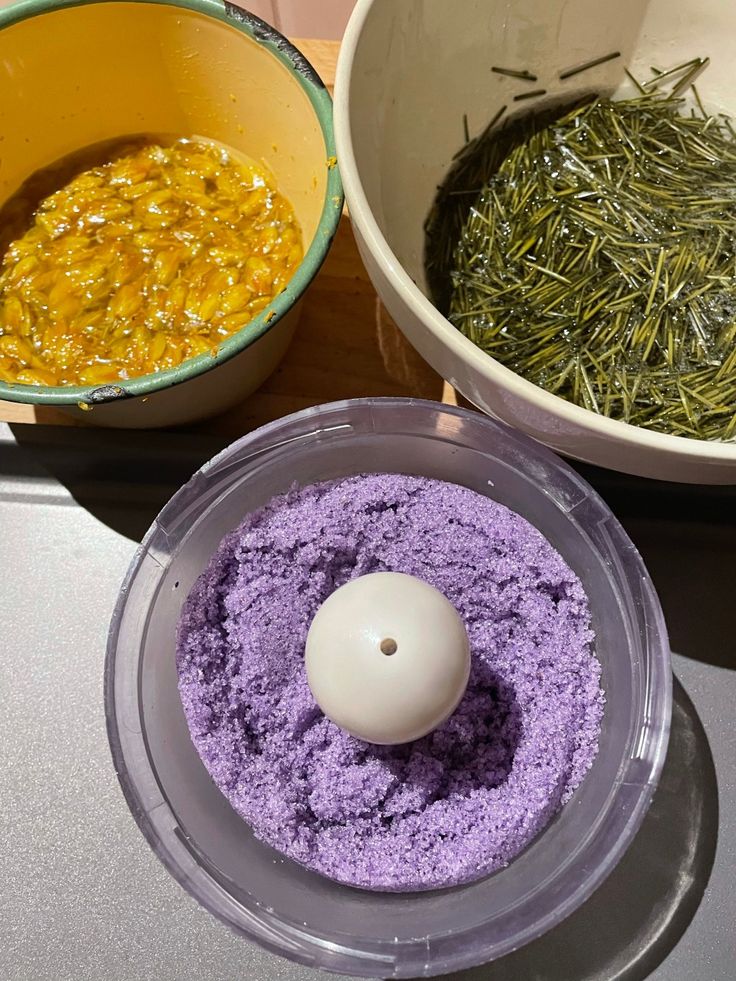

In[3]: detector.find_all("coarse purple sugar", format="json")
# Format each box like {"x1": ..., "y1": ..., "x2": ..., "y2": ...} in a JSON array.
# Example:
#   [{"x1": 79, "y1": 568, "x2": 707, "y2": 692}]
[{"x1": 176, "y1": 474, "x2": 604, "y2": 891}]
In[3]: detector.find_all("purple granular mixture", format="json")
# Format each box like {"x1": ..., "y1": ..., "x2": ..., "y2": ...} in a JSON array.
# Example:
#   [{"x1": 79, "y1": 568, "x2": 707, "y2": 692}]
[{"x1": 176, "y1": 474, "x2": 604, "y2": 891}]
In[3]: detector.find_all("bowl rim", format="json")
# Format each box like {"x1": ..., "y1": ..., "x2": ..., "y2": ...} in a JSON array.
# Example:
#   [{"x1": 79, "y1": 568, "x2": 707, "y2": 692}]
[
  {"x1": 0, "y1": 0, "x2": 344, "y2": 406},
  {"x1": 333, "y1": 0, "x2": 736, "y2": 464}
]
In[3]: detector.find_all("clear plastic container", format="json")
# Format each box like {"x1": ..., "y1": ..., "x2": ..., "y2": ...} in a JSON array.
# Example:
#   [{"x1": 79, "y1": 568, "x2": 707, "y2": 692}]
[{"x1": 105, "y1": 398, "x2": 672, "y2": 978}]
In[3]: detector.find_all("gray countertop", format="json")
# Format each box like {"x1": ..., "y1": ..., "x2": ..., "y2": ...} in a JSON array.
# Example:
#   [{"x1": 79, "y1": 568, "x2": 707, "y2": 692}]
[{"x1": 0, "y1": 422, "x2": 733, "y2": 981}]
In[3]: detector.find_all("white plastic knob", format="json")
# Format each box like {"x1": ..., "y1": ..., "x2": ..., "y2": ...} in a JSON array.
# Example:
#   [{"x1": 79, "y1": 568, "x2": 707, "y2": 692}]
[{"x1": 305, "y1": 572, "x2": 470, "y2": 745}]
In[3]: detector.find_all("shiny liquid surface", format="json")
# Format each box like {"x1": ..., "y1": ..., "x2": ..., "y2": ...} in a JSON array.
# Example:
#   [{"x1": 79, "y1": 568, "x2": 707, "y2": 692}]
[{"x1": 0, "y1": 135, "x2": 303, "y2": 387}]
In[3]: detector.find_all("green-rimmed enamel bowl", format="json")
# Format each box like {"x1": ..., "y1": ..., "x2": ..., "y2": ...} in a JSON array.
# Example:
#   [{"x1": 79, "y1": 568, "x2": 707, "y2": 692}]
[{"x1": 0, "y1": 0, "x2": 343, "y2": 427}]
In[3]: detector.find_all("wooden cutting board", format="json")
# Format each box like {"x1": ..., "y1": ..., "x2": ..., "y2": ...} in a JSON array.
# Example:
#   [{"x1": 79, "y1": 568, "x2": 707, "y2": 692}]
[{"x1": 0, "y1": 38, "x2": 457, "y2": 433}]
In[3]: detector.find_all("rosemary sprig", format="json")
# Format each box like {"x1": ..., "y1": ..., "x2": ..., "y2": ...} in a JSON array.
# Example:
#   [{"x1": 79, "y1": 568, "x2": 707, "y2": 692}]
[
  {"x1": 430, "y1": 65, "x2": 736, "y2": 441},
  {"x1": 558, "y1": 51, "x2": 621, "y2": 80},
  {"x1": 513, "y1": 89, "x2": 548, "y2": 102},
  {"x1": 492, "y1": 66, "x2": 538, "y2": 82}
]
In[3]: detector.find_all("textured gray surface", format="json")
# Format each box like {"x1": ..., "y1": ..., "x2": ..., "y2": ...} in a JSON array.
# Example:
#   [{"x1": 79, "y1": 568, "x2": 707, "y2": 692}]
[{"x1": 0, "y1": 422, "x2": 733, "y2": 981}]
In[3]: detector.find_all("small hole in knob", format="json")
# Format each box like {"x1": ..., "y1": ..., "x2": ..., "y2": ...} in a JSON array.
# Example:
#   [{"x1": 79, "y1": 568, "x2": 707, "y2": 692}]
[{"x1": 380, "y1": 637, "x2": 398, "y2": 656}]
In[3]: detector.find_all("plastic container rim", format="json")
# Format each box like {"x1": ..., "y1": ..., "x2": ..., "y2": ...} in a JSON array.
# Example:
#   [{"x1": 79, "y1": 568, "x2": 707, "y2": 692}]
[{"x1": 105, "y1": 396, "x2": 673, "y2": 977}]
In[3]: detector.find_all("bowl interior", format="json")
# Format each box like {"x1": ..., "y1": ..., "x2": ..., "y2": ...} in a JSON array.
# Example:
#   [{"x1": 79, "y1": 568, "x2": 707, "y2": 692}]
[
  {"x1": 108, "y1": 399, "x2": 670, "y2": 977},
  {"x1": 346, "y1": 0, "x2": 733, "y2": 294},
  {"x1": 0, "y1": 0, "x2": 327, "y2": 244}
]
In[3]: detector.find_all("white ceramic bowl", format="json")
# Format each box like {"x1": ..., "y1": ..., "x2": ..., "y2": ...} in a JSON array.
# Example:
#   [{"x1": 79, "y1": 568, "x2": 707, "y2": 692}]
[{"x1": 334, "y1": 0, "x2": 736, "y2": 483}]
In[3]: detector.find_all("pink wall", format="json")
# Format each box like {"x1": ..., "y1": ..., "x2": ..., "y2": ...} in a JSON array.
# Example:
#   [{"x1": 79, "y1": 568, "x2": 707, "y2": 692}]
[{"x1": 245, "y1": 0, "x2": 356, "y2": 39}]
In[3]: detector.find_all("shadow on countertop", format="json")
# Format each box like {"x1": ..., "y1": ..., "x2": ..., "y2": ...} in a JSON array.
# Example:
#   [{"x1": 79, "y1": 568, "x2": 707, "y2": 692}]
[
  {"x1": 3, "y1": 421, "x2": 227, "y2": 543},
  {"x1": 5, "y1": 421, "x2": 735, "y2": 671},
  {"x1": 4, "y1": 419, "x2": 736, "y2": 674},
  {"x1": 426, "y1": 677, "x2": 718, "y2": 981},
  {"x1": 574, "y1": 462, "x2": 736, "y2": 672}
]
